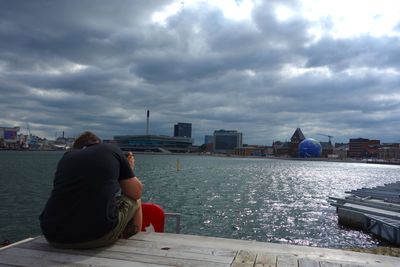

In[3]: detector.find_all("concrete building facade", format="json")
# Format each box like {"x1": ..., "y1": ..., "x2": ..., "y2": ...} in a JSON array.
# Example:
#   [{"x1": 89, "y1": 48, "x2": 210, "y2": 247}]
[
  {"x1": 213, "y1": 129, "x2": 242, "y2": 154},
  {"x1": 333, "y1": 143, "x2": 348, "y2": 159},
  {"x1": 378, "y1": 143, "x2": 400, "y2": 160},
  {"x1": 348, "y1": 138, "x2": 380, "y2": 158}
]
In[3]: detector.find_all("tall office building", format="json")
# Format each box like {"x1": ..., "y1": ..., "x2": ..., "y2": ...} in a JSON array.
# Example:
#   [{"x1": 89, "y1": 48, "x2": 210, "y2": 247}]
[
  {"x1": 174, "y1": 122, "x2": 192, "y2": 138},
  {"x1": 213, "y1": 129, "x2": 242, "y2": 154}
]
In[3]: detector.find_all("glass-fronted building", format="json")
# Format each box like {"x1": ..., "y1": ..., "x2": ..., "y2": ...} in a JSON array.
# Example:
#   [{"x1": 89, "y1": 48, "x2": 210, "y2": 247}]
[
  {"x1": 213, "y1": 129, "x2": 242, "y2": 154},
  {"x1": 174, "y1": 122, "x2": 192, "y2": 138},
  {"x1": 113, "y1": 135, "x2": 193, "y2": 153}
]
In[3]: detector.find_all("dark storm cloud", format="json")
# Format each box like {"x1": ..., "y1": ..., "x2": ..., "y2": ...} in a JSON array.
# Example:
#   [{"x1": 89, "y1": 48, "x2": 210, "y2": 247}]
[
  {"x1": 0, "y1": 0, "x2": 400, "y2": 144},
  {"x1": 304, "y1": 36, "x2": 400, "y2": 70},
  {"x1": 0, "y1": 0, "x2": 171, "y2": 70},
  {"x1": 131, "y1": 3, "x2": 303, "y2": 82}
]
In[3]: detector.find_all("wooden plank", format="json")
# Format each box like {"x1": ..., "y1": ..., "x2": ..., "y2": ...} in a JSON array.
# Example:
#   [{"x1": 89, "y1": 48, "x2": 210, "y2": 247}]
[
  {"x1": 277, "y1": 255, "x2": 297, "y2": 267},
  {"x1": 0, "y1": 247, "x2": 169, "y2": 267},
  {"x1": 43, "y1": 234, "x2": 234, "y2": 260},
  {"x1": 319, "y1": 261, "x2": 342, "y2": 267},
  {"x1": 341, "y1": 264, "x2": 364, "y2": 267},
  {"x1": 231, "y1": 250, "x2": 257, "y2": 267},
  {"x1": 18, "y1": 241, "x2": 231, "y2": 267},
  {"x1": 18, "y1": 244, "x2": 233, "y2": 267},
  {"x1": 298, "y1": 258, "x2": 319, "y2": 267},
  {"x1": 131, "y1": 233, "x2": 400, "y2": 266},
  {"x1": 109, "y1": 245, "x2": 234, "y2": 263},
  {"x1": 254, "y1": 253, "x2": 276, "y2": 267},
  {"x1": 114, "y1": 237, "x2": 236, "y2": 258},
  {"x1": 112, "y1": 243, "x2": 234, "y2": 262}
]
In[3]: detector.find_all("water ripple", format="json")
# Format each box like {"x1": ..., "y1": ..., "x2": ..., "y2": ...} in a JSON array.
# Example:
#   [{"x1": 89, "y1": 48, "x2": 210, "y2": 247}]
[
  {"x1": 138, "y1": 156, "x2": 398, "y2": 248},
  {"x1": 1, "y1": 152, "x2": 399, "y2": 249}
]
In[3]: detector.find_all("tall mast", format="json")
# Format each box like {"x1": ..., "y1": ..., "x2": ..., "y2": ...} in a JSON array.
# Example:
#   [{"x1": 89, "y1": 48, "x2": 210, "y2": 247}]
[{"x1": 146, "y1": 110, "x2": 150, "y2": 135}]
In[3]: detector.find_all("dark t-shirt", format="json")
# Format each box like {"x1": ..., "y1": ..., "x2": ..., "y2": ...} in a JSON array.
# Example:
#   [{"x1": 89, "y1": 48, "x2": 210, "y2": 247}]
[{"x1": 39, "y1": 143, "x2": 134, "y2": 243}]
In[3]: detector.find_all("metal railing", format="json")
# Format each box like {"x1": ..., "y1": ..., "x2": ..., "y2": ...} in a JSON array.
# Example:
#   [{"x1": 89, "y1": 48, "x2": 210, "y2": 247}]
[{"x1": 165, "y1": 212, "x2": 181, "y2": 233}]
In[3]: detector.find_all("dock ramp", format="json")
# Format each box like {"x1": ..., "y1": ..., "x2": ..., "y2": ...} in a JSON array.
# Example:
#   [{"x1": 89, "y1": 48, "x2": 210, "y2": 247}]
[{"x1": 329, "y1": 181, "x2": 400, "y2": 245}]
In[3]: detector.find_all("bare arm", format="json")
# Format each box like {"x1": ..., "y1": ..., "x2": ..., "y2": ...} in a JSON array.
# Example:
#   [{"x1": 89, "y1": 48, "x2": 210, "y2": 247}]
[
  {"x1": 119, "y1": 177, "x2": 143, "y2": 200},
  {"x1": 120, "y1": 152, "x2": 142, "y2": 200},
  {"x1": 126, "y1": 152, "x2": 135, "y2": 170}
]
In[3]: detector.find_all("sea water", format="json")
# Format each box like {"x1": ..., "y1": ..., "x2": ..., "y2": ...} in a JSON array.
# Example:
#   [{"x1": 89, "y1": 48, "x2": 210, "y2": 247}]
[{"x1": 1, "y1": 151, "x2": 399, "y2": 248}]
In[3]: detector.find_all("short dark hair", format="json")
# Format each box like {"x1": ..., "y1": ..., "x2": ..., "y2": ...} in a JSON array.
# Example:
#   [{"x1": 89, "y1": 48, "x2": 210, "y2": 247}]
[{"x1": 73, "y1": 131, "x2": 101, "y2": 149}]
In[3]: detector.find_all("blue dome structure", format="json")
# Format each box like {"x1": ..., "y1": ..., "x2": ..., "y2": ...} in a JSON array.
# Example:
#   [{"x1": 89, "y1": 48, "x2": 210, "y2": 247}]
[{"x1": 298, "y1": 138, "x2": 322, "y2": 157}]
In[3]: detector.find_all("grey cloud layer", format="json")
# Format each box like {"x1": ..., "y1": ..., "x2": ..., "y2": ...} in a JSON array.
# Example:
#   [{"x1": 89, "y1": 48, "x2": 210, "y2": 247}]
[{"x1": 0, "y1": 0, "x2": 399, "y2": 144}]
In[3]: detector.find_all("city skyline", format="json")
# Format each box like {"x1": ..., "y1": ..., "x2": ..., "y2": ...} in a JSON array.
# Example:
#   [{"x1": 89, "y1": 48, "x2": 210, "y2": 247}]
[
  {"x1": 9, "y1": 122, "x2": 396, "y2": 148},
  {"x1": 1, "y1": 1, "x2": 400, "y2": 145}
]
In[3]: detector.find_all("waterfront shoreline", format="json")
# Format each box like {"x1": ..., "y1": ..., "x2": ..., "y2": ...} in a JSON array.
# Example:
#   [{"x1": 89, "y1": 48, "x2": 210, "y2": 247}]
[{"x1": 2, "y1": 149, "x2": 400, "y2": 166}]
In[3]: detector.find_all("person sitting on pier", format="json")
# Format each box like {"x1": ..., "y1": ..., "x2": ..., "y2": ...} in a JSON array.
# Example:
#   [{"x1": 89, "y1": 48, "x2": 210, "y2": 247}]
[{"x1": 39, "y1": 131, "x2": 143, "y2": 249}]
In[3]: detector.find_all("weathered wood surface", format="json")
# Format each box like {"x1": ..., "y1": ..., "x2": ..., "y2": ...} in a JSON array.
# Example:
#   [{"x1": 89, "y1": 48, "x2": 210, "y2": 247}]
[{"x1": 0, "y1": 232, "x2": 399, "y2": 267}]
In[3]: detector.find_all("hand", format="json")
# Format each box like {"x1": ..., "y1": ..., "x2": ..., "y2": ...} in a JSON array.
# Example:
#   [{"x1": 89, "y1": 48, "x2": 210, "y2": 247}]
[{"x1": 126, "y1": 152, "x2": 135, "y2": 170}]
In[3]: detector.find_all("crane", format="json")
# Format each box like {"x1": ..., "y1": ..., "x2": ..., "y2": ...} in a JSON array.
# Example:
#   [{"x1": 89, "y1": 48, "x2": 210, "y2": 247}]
[{"x1": 317, "y1": 133, "x2": 334, "y2": 144}]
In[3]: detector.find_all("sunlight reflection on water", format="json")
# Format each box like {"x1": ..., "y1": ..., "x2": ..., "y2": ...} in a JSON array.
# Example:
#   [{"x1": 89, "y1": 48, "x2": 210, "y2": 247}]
[{"x1": 137, "y1": 155, "x2": 400, "y2": 248}]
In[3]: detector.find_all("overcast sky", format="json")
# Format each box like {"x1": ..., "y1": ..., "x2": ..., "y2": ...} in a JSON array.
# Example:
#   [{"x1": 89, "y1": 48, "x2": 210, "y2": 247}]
[{"x1": 1, "y1": 0, "x2": 400, "y2": 145}]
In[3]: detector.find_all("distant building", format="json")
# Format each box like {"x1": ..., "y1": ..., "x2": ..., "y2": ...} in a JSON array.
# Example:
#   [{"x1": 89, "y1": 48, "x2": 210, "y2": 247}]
[
  {"x1": 18, "y1": 134, "x2": 29, "y2": 149},
  {"x1": 103, "y1": 139, "x2": 117, "y2": 144},
  {"x1": 320, "y1": 141, "x2": 334, "y2": 157},
  {"x1": 174, "y1": 122, "x2": 192, "y2": 138},
  {"x1": 290, "y1": 128, "x2": 305, "y2": 157},
  {"x1": 378, "y1": 143, "x2": 400, "y2": 160},
  {"x1": 114, "y1": 135, "x2": 193, "y2": 153},
  {"x1": 348, "y1": 138, "x2": 380, "y2": 158},
  {"x1": 204, "y1": 143, "x2": 213, "y2": 153},
  {"x1": 204, "y1": 135, "x2": 213, "y2": 144},
  {"x1": 235, "y1": 145, "x2": 273, "y2": 157},
  {"x1": 0, "y1": 126, "x2": 20, "y2": 149},
  {"x1": 273, "y1": 141, "x2": 290, "y2": 157},
  {"x1": 334, "y1": 142, "x2": 348, "y2": 148},
  {"x1": 213, "y1": 129, "x2": 242, "y2": 154},
  {"x1": 333, "y1": 143, "x2": 348, "y2": 159},
  {"x1": 367, "y1": 142, "x2": 380, "y2": 158}
]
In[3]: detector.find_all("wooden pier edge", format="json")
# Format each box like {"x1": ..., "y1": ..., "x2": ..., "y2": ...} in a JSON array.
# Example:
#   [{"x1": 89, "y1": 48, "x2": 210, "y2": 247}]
[
  {"x1": 0, "y1": 237, "x2": 37, "y2": 251},
  {"x1": 133, "y1": 232, "x2": 400, "y2": 265},
  {"x1": 1, "y1": 232, "x2": 399, "y2": 267}
]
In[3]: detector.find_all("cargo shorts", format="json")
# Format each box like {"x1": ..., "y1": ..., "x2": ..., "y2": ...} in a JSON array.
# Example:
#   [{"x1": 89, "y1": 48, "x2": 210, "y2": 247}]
[{"x1": 48, "y1": 195, "x2": 139, "y2": 249}]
